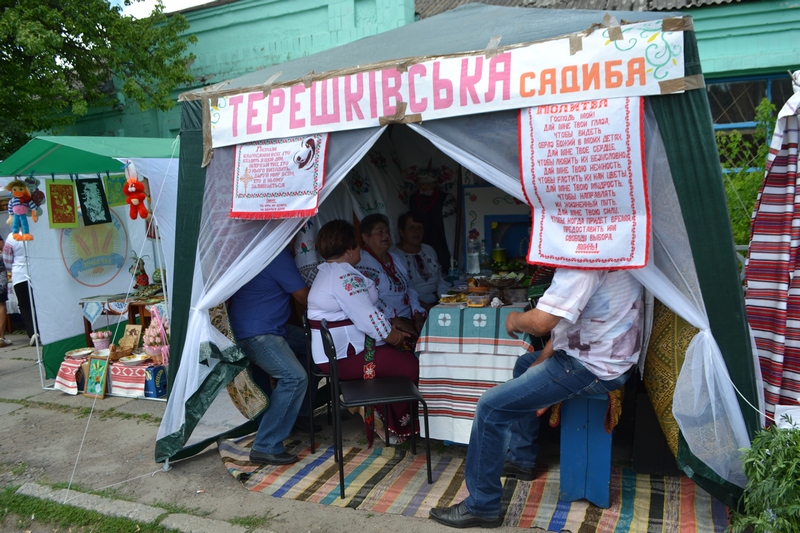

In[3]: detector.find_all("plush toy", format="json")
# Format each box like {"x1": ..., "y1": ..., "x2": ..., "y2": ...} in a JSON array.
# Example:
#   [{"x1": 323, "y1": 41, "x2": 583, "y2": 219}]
[
  {"x1": 5, "y1": 179, "x2": 38, "y2": 241},
  {"x1": 129, "y1": 252, "x2": 150, "y2": 289},
  {"x1": 122, "y1": 160, "x2": 149, "y2": 220},
  {"x1": 24, "y1": 177, "x2": 45, "y2": 218}
]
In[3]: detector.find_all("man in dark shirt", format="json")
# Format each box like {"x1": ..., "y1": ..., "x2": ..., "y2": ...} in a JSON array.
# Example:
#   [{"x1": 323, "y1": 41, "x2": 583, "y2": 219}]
[{"x1": 228, "y1": 248, "x2": 309, "y2": 465}]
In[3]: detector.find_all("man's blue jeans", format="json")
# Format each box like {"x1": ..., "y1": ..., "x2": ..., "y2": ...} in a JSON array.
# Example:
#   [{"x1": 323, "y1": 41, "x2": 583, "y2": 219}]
[
  {"x1": 463, "y1": 350, "x2": 630, "y2": 517},
  {"x1": 249, "y1": 324, "x2": 318, "y2": 421},
  {"x1": 239, "y1": 327, "x2": 308, "y2": 455}
]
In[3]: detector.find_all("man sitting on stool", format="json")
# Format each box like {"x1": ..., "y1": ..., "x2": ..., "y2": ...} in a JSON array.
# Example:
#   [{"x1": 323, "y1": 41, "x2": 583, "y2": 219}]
[
  {"x1": 228, "y1": 248, "x2": 310, "y2": 465},
  {"x1": 429, "y1": 268, "x2": 644, "y2": 529}
]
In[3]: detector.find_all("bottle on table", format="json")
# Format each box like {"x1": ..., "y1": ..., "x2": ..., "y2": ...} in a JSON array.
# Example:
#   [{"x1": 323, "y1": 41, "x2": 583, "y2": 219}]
[{"x1": 466, "y1": 237, "x2": 481, "y2": 274}]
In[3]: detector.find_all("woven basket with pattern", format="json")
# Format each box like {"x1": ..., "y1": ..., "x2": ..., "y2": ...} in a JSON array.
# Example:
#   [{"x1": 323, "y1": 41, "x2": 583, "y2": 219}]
[{"x1": 108, "y1": 344, "x2": 133, "y2": 362}]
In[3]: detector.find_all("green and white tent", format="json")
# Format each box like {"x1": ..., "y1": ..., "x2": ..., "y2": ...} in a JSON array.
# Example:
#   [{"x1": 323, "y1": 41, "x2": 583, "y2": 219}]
[
  {"x1": 157, "y1": 4, "x2": 761, "y2": 508},
  {"x1": 0, "y1": 135, "x2": 179, "y2": 379}
]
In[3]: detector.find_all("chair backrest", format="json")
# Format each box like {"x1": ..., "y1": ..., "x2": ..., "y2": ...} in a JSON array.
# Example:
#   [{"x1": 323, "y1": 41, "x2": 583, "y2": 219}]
[
  {"x1": 301, "y1": 310, "x2": 312, "y2": 361},
  {"x1": 318, "y1": 319, "x2": 341, "y2": 385}
]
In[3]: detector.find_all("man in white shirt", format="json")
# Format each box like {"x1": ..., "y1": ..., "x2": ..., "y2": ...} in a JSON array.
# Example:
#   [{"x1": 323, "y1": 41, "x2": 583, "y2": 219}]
[{"x1": 430, "y1": 268, "x2": 644, "y2": 529}]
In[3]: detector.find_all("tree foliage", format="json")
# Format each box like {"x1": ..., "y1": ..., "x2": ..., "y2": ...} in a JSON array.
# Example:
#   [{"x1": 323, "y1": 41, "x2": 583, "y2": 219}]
[
  {"x1": 0, "y1": 0, "x2": 197, "y2": 158},
  {"x1": 717, "y1": 98, "x2": 777, "y2": 246}
]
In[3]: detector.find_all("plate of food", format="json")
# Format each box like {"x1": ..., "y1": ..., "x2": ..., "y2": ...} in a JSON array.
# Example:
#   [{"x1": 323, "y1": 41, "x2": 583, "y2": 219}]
[
  {"x1": 65, "y1": 347, "x2": 95, "y2": 359},
  {"x1": 118, "y1": 354, "x2": 152, "y2": 366}
]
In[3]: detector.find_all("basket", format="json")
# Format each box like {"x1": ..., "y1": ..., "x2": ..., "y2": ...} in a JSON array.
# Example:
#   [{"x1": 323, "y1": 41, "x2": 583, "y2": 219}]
[
  {"x1": 92, "y1": 338, "x2": 111, "y2": 351},
  {"x1": 108, "y1": 344, "x2": 133, "y2": 362}
]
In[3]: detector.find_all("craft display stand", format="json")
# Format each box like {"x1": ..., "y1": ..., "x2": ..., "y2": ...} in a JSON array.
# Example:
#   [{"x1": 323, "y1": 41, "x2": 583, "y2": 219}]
[
  {"x1": 78, "y1": 294, "x2": 128, "y2": 347},
  {"x1": 79, "y1": 295, "x2": 163, "y2": 346},
  {"x1": 54, "y1": 357, "x2": 165, "y2": 399}
]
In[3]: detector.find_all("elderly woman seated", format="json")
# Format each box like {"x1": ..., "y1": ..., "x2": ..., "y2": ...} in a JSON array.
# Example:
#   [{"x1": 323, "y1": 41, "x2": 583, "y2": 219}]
[
  {"x1": 391, "y1": 211, "x2": 452, "y2": 312},
  {"x1": 356, "y1": 213, "x2": 426, "y2": 346},
  {"x1": 307, "y1": 219, "x2": 419, "y2": 445}
]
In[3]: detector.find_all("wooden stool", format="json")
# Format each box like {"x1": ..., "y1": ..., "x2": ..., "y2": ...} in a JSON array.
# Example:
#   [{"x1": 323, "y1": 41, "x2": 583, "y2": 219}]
[{"x1": 559, "y1": 394, "x2": 612, "y2": 508}]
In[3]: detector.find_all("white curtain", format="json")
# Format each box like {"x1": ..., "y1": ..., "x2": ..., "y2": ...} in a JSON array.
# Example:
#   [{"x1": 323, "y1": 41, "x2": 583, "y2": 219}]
[
  {"x1": 158, "y1": 101, "x2": 754, "y2": 487},
  {"x1": 411, "y1": 102, "x2": 751, "y2": 488},
  {"x1": 157, "y1": 127, "x2": 385, "y2": 447}
]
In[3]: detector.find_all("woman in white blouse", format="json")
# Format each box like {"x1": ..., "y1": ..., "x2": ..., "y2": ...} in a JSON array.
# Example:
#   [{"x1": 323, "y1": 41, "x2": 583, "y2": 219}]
[
  {"x1": 391, "y1": 211, "x2": 452, "y2": 312},
  {"x1": 356, "y1": 213, "x2": 426, "y2": 346},
  {"x1": 307, "y1": 219, "x2": 419, "y2": 444}
]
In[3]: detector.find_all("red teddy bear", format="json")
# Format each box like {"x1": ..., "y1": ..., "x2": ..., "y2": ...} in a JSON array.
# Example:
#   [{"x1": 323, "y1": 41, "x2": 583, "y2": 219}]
[{"x1": 122, "y1": 161, "x2": 149, "y2": 220}]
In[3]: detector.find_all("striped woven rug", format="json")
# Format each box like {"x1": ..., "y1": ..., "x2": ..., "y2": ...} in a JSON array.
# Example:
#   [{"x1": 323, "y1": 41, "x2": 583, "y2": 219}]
[{"x1": 219, "y1": 436, "x2": 728, "y2": 531}]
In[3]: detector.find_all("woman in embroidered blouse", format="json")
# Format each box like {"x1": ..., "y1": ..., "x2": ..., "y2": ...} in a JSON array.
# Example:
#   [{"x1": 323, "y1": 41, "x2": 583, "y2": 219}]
[
  {"x1": 356, "y1": 214, "x2": 426, "y2": 344},
  {"x1": 391, "y1": 211, "x2": 452, "y2": 312},
  {"x1": 307, "y1": 219, "x2": 419, "y2": 443}
]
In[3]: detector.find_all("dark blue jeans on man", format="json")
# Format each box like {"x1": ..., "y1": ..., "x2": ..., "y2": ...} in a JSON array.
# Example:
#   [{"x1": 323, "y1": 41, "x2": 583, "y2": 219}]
[
  {"x1": 462, "y1": 349, "x2": 631, "y2": 518},
  {"x1": 239, "y1": 324, "x2": 308, "y2": 455}
]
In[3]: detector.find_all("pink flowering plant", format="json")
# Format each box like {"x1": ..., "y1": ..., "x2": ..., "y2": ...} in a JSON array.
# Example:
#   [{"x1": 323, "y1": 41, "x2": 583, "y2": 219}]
[{"x1": 142, "y1": 308, "x2": 170, "y2": 349}]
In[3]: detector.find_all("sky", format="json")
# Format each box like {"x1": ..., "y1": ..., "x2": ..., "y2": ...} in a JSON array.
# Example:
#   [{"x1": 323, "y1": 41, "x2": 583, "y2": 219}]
[{"x1": 111, "y1": 0, "x2": 209, "y2": 19}]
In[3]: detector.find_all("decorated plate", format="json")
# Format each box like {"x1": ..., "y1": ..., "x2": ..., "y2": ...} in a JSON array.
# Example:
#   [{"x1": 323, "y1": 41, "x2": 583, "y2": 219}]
[
  {"x1": 65, "y1": 347, "x2": 95, "y2": 359},
  {"x1": 119, "y1": 354, "x2": 151, "y2": 366}
]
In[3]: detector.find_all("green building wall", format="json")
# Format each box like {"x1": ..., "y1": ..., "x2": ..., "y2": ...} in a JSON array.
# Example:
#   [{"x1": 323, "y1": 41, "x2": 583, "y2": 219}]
[
  {"x1": 688, "y1": 0, "x2": 800, "y2": 79},
  {"x1": 65, "y1": 0, "x2": 414, "y2": 139},
  {"x1": 65, "y1": 0, "x2": 799, "y2": 139}
]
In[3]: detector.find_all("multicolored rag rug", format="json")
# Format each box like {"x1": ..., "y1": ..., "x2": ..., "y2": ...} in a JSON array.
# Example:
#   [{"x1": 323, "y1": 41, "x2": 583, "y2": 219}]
[{"x1": 219, "y1": 436, "x2": 728, "y2": 532}]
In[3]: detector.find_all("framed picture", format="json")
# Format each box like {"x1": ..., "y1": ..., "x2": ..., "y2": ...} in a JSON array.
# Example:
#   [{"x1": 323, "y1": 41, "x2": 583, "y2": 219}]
[
  {"x1": 76, "y1": 177, "x2": 112, "y2": 226},
  {"x1": 119, "y1": 324, "x2": 142, "y2": 350},
  {"x1": 84, "y1": 355, "x2": 110, "y2": 399},
  {"x1": 103, "y1": 173, "x2": 128, "y2": 208},
  {"x1": 45, "y1": 180, "x2": 79, "y2": 229}
]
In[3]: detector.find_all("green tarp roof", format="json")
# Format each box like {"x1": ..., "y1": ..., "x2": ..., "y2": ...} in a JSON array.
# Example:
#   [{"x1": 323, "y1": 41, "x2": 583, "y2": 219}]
[{"x1": 0, "y1": 136, "x2": 179, "y2": 177}]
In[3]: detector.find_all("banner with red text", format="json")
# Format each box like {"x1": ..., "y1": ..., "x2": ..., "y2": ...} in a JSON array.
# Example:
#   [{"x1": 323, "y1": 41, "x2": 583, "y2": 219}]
[
  {"x1": 210, "y1": 19, "x2": 685, "y2": 148},
  {"x1": 520, "y1": 97, "x2": 648, "y2": 269},
  {"x1": 230, "y1": 134, "x2": 328, "y2": 219}
]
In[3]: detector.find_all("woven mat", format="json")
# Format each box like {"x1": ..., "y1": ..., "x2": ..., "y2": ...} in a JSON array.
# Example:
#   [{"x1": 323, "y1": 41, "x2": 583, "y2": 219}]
[{"x1": 219, "y1": 436, "x2": 728, "y2": 531}]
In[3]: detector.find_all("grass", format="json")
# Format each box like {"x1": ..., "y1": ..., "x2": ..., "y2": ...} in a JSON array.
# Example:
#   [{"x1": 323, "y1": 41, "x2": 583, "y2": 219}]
[
  {"x1": 0, "y1": 462, "x2": 28, "y2": 477},
  {"x1": 0, "y1": 486, "x2": 179, "y2": 532},
  {"x1": 151, "y1": 500, "x2": 212, "y2": 518},
  {"x1": 229, "y1": 511, "x2": 275, "y2": 529},
  {"x1": 0, "y1": 399, "x2": 161, "y2": 424}
]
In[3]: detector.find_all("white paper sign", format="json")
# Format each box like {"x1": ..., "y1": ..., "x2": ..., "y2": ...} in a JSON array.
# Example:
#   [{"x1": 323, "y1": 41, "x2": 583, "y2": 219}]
[
  {"x1": 520, "y1": 97, "x2": 649, "y2": 269},
  {"x1": 210, "y1": 19, "x2": 686, "y2": 147},
  {"x1": 230, "y1": 134, "x2": 328, "y2": 219}
]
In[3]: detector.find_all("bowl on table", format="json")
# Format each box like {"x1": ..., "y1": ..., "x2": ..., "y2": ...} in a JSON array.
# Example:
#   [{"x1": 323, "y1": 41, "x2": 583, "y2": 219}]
[
  {"x1": 118, "y1": 354, "x2": 152, "y2": 366},
  {"x1": 65, "y1": 347, "x2": 95, "y2": 360}
]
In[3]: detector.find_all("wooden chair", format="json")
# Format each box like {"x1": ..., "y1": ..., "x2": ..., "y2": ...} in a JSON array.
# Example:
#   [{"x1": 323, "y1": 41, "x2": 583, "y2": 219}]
[{"x1": 317, "y1": 318, "x2": 432, "y2": 499}]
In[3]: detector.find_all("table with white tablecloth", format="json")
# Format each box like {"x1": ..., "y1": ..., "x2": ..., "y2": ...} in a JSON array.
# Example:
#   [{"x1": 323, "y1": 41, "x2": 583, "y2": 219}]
[{"x1": 416, "y1": 302, "x2": 540, "y2": 444}]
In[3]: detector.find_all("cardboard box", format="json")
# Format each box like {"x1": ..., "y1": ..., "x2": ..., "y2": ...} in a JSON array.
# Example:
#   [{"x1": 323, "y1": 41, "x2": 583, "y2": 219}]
[{"x1": 144, "y1": 365, "x2": 167, "y2": 398}]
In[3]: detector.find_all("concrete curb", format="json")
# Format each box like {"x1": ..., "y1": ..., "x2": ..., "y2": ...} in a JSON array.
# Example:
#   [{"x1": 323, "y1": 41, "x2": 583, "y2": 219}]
[{"x1": 15, "y1": 482, "x2": 276, "y2": 533}]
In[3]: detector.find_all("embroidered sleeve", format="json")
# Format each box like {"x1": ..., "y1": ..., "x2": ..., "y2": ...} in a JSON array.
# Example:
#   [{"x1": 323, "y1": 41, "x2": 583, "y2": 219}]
[
  {"x1": 394, "y1": 256, "x2": 425, "y2": 315},
  {"x1": 335, "y1": 271, "x2": 392, "y2": 339}
]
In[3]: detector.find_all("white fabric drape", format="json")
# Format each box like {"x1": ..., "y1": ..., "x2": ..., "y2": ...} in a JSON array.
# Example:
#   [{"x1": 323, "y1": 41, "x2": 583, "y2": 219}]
[
  {"x1": 119, "y1": 155, "x2": 179, "y2": 307},
  {"x1": 158, "y1": 101, "x2": 754, "y2": 487},
  {"x1": 412, "y1": 102, "x2": 752, "y2": 488},
  {"x1": 157, "y1": 127, "x2": 384, "y2": 445}
]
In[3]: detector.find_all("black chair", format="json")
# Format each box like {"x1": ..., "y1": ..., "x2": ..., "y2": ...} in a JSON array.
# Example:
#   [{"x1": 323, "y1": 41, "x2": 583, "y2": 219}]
[
  {"x1": 301, "y1": 310, "x2": 332, "y2": 453},
  {"x1": 317, "y1": 318, "x2": 432, "y2": 499}
]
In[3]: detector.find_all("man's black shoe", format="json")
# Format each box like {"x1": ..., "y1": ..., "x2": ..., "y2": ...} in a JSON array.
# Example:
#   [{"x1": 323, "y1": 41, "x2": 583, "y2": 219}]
[
  {"x1": 429, "y1": 501, "x2": 501, "y2": 529},
  {"x1": 501, "y1": 459, "x2": 536, "y2": 481},
  {"x1": 249, "y1": 450, "x2": 299, "y2": 465}
]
